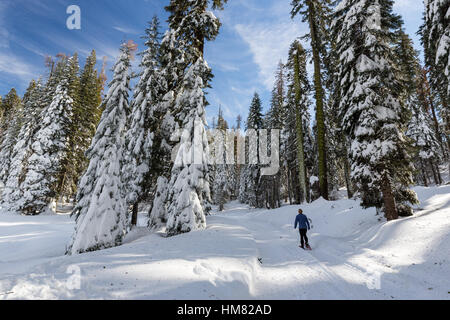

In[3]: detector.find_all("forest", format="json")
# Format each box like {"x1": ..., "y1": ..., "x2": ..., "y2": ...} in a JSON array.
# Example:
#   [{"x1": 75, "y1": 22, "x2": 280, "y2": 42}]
[{"x1": 0, "y1": 0, "x2": 449, "y2": 256}]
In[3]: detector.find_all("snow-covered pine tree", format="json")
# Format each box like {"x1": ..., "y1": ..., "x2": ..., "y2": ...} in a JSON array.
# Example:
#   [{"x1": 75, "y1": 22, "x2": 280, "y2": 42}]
[
  {"x1": 55, "y1": 54, "x2": 81, "y2": 201},
  {"x1": 147, "y1": 29, "x2": 189, "y2": 230},
  {"x1": 233, "y1": 115, "x2": 243, "y2": 199},
  {"x1": 212, "y1": 108, "x2": 232, "y2": 211},
  {"x1": 240, "y1": 93, "x2": 264, "y2": 207},
  {"x1": 1, "y1": 80, "x2": 44, "y2": 212},
  {"x1": 325, "y1": 26, "x2": 352, "y2": 200},
  {"x1": 395, "y1": 29, "x2": 443, "y2": 187},
  {"x1": 0, "y1": 89, "x2": 20, "y2": 138},
  {"x1": 67, "y1": 44, "x2": 132, "y2": 254},
  {"x1": 20, "y1": 56, "x2": 77, "y2": 215},
  {"x1": 152, "y1": 0, "x2": 226, "y2": 236},
  {"x1": 0, "y1": 88, "x2": 22, "y2": 186},
  {"x1": 165, "y1": 58, "x2": 213, "y2": 236},
  {"x1": 263, "y1": 62, "x2": 285, "y2": 209},
  {"x1": 291, "y1": 0, "x2": 332, "y2": 200},
  {"x1": 332, "y1": 0, "x2": 417, "y2": 221},
  {"x1": 66, "y1": 50, "x2": 103, "y2": 199},
  {"x1": 422, "y1": 0, "x2": 450, "y2": 99},
  {"x1": 407, "y1": 102, "x2": 442, "y2": 186},
  {"x1": 123, "y1": 16, "x2": 165, "y2": 226},
  {"x1": 285, "y1": 40, "x2": 312, "y2": 204},
  {"x1": 421, "y1": 0, "x2": 450, "y2": 154}
]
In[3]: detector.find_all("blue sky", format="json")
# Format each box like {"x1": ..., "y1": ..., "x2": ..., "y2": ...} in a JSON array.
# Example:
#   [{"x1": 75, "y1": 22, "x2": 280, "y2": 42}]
[{"x1": 0, "y1": 0, "x2": 424, "y2": 127}]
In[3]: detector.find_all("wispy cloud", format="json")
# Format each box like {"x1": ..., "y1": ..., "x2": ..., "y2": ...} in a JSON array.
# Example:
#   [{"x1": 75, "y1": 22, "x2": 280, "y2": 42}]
[
  {"x1": 113, "y1": 26, "x2": 140, "y2": 35},
  {"x1": 210, "y1": 61, "x2": 239, "y2": 72},
  {"x1": 0, "y1": 52, "x2": 37, "y2": 80},
  {"x1": 0, "y1": 2, "x2": 10, "y2": 49},
  {"x1": 235, "y1": 21, "x2": 301, "y2": 90}
]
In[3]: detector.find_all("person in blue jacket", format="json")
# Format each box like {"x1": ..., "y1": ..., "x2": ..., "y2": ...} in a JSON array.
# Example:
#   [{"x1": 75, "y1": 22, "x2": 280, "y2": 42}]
[{"x1": 294, "y1": 209, "x2": 310, "y2": 249}]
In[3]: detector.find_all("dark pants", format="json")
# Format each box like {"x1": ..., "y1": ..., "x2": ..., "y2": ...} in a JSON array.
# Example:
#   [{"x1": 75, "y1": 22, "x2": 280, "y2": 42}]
[{"x1": 299, "y1": 229, "x2": 309, "y2": 247}]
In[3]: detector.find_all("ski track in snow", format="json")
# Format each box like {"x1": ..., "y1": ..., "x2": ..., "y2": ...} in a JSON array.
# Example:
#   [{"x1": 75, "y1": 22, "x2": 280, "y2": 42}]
[{"x1": 0, "y1": 186, "x2": 449, "y2": 299}]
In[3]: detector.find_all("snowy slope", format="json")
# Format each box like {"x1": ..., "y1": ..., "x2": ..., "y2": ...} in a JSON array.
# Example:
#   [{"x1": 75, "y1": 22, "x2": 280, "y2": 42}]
[{"x1": 0, "y1": 186, "x2": 449, "y2": 300}]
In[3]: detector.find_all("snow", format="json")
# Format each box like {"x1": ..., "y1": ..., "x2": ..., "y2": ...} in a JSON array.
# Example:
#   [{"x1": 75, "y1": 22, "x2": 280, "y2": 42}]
[{"x1": 0, "y1": 186, "x2": 449, "y2": 299}]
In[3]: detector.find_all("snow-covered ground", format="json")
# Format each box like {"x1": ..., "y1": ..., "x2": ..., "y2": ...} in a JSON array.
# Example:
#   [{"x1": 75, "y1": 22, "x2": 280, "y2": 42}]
[{"x1": 0, "y1": 185, "x2": 449, "y2": 300}]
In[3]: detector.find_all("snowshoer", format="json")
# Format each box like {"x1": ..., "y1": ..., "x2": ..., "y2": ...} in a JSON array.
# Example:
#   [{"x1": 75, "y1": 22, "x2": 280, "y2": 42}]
[{"x1": 294, "y1": 209, "x2": 311, "y2": 250}]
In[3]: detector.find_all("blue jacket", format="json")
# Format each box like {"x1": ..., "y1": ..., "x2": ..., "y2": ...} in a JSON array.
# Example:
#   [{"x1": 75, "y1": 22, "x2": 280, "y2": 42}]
[{"x1": 295, "y1": 214, "x2": 310, "y2": 230}]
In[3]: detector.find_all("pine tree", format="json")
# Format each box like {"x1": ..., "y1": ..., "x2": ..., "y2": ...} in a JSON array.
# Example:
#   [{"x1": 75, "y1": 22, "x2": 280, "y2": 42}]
[
  {"x1": 147, "y1": 30, "x2": 190, "y2": 230},
  {"x1": 147, "y1": 15, "x2": 196, "y2": 230},
  {"x1": 291, "y1": 0, "x2": 332, "y2": 200},
  {"x1": 212, "y1": 108, "x2": 232, "y2": 211},
  {"x1": 1, "y1": 80, "x2": 44, "y2": 212},
  {"x1": 68, "y1": 44, "x2": 132, "y2": 254},
  {"x1": 0, "y1": 88, "x2": 22, "y2": 185},
  {"x1": 285, "y1": 40, "x2": 312, "y2": 204},
  {"x1": 66, "y1": 50, "x2": 103, "y2": 198},
  {"x1": 165, "y1": 58, "x2": 213, "y2": 235},
  {"x1": 165, "y1": 0, "x2": 227, "y2": 60},
  {"x1": 123, "y1": 16, "x2": 165, "y2": 226},
  {"x1": 333, "y1": 0, "x2": 417, "y2": 220},
  {"x1": 407, "y1": 102, "x2": 442, "y2": 186},
  {"x1": 396, "y1": 29, "x2": 444, "y2": 186},
  {"x1": 20, "y1": 57, "x2": 75, "y2": 215},
  {"x1": 240, "y1": 93, "x2": 264, "y2": 207},
  {"x1": 421, "y1": 0, "x2": 450, "y2": 100},
  {"x1": 55, "y1": 53, "x2": 81, "y2": 201},
  {"x1": 421, "y1": 0, "x2": 450, "y2": 153},
  {"x1": 264, "y1": 62, "x2": 285, "y2": 209},
  {"x1": 151, "y1": 0, "x2": 227, "y2": 235}
]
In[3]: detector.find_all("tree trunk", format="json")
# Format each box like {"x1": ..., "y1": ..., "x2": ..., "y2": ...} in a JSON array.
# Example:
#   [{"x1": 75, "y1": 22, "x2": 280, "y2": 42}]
[
  {"x1": 421, "y1": 159, "x2": 429, "y2": 187},
  {"x1": 287, "y1": 169, "x2": 293, "y2": 204},
  {"x1": 381, "y1": 175, "x2": 398, "y2": 221},
  {"x1": 293, "y1": 43, "x2": 309, "y2": 204},
  {"x1": 343, "y1": 140, "x2": 354, "y2": 199},
  {"x1": 296, "y1": 110, "x2": 308, "y2": 204},
  {"x1": 435, "y1": 162, "x2": 443, "y2": 185},
  {"x1": 429, "y1": 99, "x2": 444, "y2": 151},
  {"x1": 430, "y1": 160, "x2": 440, "y2": 185},
  {"x1": 131, "y1": 203, "x2": 138, "y2": 226},
  {"x1": 306, "y1": 1, "x2": 328, "y2": 200}
]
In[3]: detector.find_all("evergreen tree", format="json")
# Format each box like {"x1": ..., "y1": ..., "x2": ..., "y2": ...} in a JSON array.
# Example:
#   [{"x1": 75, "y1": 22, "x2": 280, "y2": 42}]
[
  {"x1": 165, "y1": 0, "x2": 227, "y2": 60},
  {"x1": 285, "y1": 40, "x2": 312, "y2": 204},
  {"x1": 68, "y1": 43, "x2": 132, "y2": 254},
  {"x1": 147, "y1": 28, "x2": 186, "y2": 229},
  {"x1": 20, "y1": 57, "x2": 75, "y2": 215},
  {"x1": 212, "y1": 109, "x2": 232, "y2": 211},
  {"x1": 240, "y1": 93, "x2": 264, "y2": 207},
  {"x1": 333, "y1": 0, "x2": 417, "y2": 221},
  {"x1": 67, "y1": 50, "x2": 103, "y2": 199},
  {"x1": 1, "y1": 80, "x2": 44, "y2": 212},
  {"x1": 147, "y1": 28, "x2": 191, "y2": 230},
  {"x1": 151, "y1": 0, "x2": 227, "y2": 235},
  {"x1": 165, "y1": 58, "x2": 213, "y2": 236},
  {"x1": 396, "y1": 29, "x2": 443, "y2": 186},
  {"x1": 421, "y1": 0, "x2": 450, "y2": 100},
  {"x1": 123, "y1": 16, "x2": 165, "y2": 226},
  {"x1": 291, "y1": 0, "x2": 332, "y2": 200},
  {"x1": 55, "y1": 53, "x2": 81, "y2": 201},
  {"x1": 407, "y1": 102, "x2": 442, "y2": 186},
  {"x1": 0, "y1": 88, "x2": 22, "y2": 185},
  {"x1": 264, "y1": 62, "x2": 285, "y2": 209},
  {"x1": 421, "y1": 0, "x2": 450, "y2": 153}
]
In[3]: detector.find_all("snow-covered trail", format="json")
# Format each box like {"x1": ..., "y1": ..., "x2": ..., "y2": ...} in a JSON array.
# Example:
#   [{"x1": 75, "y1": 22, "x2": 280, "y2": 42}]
[
  {"x1": 218, "y1": 205, "x2": 389, "y2": 299},
  {"x1": 0, "y1": 186, "x2": 449, "y2": 299},
  {"x1": 226, "y1": 186, "x2": 450, "y2": 299}
]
